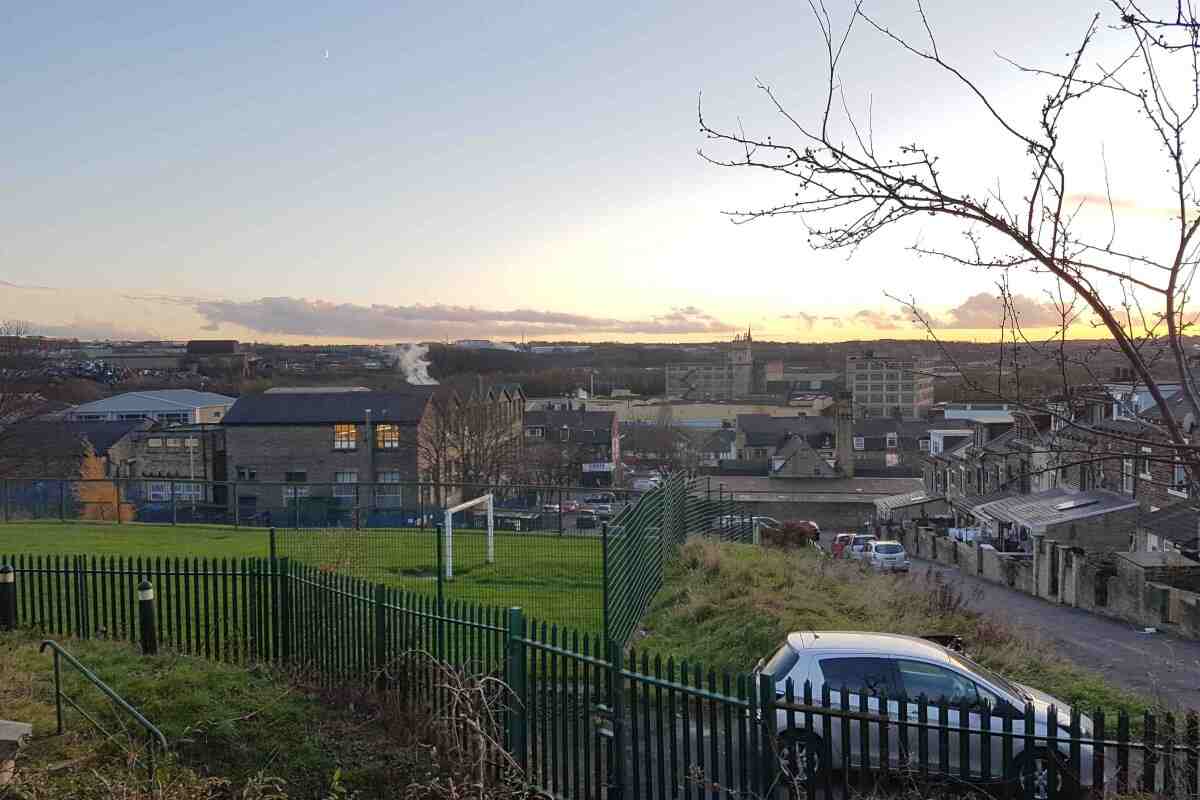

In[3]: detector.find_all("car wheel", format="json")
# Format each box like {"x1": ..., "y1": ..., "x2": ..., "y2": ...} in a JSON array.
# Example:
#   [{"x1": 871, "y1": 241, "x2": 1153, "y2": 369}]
[
  {"x1": 777, "y1": 730, "x2": 826, "y2": 797},
  {"x1": 1010, "y1": 749, "x2": 1078, "y2": 800}
]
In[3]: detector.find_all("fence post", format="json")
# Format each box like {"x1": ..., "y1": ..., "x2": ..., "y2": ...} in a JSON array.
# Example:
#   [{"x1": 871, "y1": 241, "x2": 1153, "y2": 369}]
[
  {"x1": 601, "y1": 523, "x2": 610, "y2": 648},
  {"x1": 232, "y1": 481, "x2": 240, "y2": 528},
  {"x1": 505, "y1": 607, "x2": 528, "y2": 772},
  {"x1": 374, "y1": 584, "x2": 388, "y2": 692},
  {"x1": 279, "y1": 557, "x2": 291, "y2": 666},
  {"x1": 2, "y1": 478, "x2": 9, "y2": 523},
  {"x1": 138, "y1": 580, "x2": 158, "y2": 655},
  {"x1": 758, "y1": 672, "x2": 778, "y2": 794},
  {"x1": 171, "y1": 480, "x2": 177, "y2": 525},
  {"x1": 269, "y1": 527, "x2": 277, "y2": 562},
  {"x1": 607, "y1": 638, "x2": 626, "y2": 800},
  {"x1": 558, "y1": 486, "x2": 564, "y2": 535},
  {"x1": 0, "y1": 565, "x2": 15, "y2": 630},
  {"x1": 59, "y1": 479, "x2": 66, "y2": 521},
  {"x1": 113, "y1": 478, "x2": 121, "y2": 524}
]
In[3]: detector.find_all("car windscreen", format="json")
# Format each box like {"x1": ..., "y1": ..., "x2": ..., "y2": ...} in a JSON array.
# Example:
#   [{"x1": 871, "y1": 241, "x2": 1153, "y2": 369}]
[
  {"x1": 948, "y1": 652, "x2": 1025, "y2": 700},
  {"x1": 875, "y1": 544, "x2": 903, "y2": 555},
  {"x1": 853, "y1": 536, "x2": 874, "y2": 545},
  {"x1": 762, "y1": 643, "x2": 799, "y2": 678}
]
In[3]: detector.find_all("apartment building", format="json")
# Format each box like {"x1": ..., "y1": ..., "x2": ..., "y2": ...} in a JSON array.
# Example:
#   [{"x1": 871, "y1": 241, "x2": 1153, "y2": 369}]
[{"x1": 845, "y1": 351, "x2": 934, "y2": 420}]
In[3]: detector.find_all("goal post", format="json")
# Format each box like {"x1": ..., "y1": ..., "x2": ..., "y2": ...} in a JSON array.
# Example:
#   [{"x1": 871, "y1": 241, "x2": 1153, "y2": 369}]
[{"x1": 442, "y1": 493, "x2": 494, "y2": 579}]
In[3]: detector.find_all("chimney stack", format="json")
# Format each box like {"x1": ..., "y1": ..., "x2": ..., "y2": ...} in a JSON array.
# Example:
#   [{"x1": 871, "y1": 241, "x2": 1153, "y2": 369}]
[{"x1": 835, "y1": 391, "x2": 855, "y2": 478}]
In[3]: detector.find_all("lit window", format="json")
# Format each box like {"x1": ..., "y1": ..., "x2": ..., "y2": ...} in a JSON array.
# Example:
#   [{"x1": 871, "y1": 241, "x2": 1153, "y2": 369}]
[
  {"x1": 147, "y1": 438, "x2": 162, "y2": 448},
  {"x1": 334, "y1": 423, "x2": 357, "y2": 450},
  {"x1": 166, "y1": 439, "x2": 181, "y2": 448},
  {"x1": 376, "y1": 423, "x2": 401, "y2": 449}
]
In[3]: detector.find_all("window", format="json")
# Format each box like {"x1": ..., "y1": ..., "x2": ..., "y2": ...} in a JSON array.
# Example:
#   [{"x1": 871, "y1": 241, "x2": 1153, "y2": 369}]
[
  {"x1": 1122, "y1": 459, "x2": 1135, "y2": 495},
  {"x1": 334, "y1": 423, "x2": 357, "y2": 450},
  {"x1": 527, "y1": 427, "x2": 544, "y2": 438},
  {"x1": 818, "y1": 657, "x2": 898, "y2": 697},
  {"x1": 147, "y1": 481, "x2": 170, "y2": 502},
  {"x1": 166, "y1": 438, "x2": 181, "y2": 448},
  {"x1": 376, "y1": 423, "x2": 401, "y2": 449},
  {"x1": 560, "y1": 427, "x2": 570, "y2": 442},
  {"x1": 895, "y1": 659, "x2": 981, "y2": 706},
  {"x1": 147, "y1": 438, "x2": 162, "y2": 448},
  {"x1": 282, "y1": 486, "x2": 311, "y2": 506},
  {"x1": 886, "y1": 433, "x2": 898, "y2": 449},
  {"x1": 285, "y1": 470, "x2": 307, "y2": 483},
  {"x1": 852, "y1": 436, "x2": 865, "y2": 451},
  {"x1": 176, "y1": 482, "x2": 203, "y2": 502},
  {"x1": 1171, "y1": 460, "x2": 1189, "y2": 497},
  {"x1": 1139, "y1": 447, "x2": 1153, "y2": 479},
  {"x1": 236, "y1": 466, "x2": 257, "y2": 481},
  {"x1": 333, "y1": 471, "x2": 358, "y2": 505},
  {"x1": 376, "y1": 470, "x2": 402, "y2": 507}
]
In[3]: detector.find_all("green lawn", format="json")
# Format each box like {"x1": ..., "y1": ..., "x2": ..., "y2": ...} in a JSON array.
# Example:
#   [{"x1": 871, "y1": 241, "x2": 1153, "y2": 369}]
[{"x1": 0, "y1": 521, "x2": 603, "y2": 633}]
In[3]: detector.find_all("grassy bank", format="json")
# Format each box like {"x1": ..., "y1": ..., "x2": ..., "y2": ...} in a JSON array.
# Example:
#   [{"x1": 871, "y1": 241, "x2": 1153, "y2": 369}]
[
  {"x1": 0, "y1": 631, "x2": 426, "y2": 798},
  {"x1": 636, "y1": 539, "x2": 1153, "y2": 716}
]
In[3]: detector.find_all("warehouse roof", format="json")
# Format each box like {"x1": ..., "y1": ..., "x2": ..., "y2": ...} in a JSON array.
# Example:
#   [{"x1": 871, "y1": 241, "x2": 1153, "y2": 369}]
[{"x1": 224, "y1": 387, "x2": 435, "y2": 425}]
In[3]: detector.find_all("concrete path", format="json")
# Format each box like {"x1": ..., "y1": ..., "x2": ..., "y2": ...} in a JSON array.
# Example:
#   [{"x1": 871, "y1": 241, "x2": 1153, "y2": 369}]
[{"x1": 910, "y1": 557, "x2": 1200, "y2": 709}]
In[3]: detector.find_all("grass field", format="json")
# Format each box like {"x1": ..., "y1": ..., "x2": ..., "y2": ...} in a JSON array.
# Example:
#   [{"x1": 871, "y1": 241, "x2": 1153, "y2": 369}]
[{"x1": 0, "y1": 521, "x2": 604, "y2": 632}]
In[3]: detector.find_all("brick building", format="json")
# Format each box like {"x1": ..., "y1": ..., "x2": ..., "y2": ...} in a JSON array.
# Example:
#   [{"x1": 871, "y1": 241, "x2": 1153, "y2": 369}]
[{"x1": 221, "y1": 386, "x2": 439, "y2": 521}]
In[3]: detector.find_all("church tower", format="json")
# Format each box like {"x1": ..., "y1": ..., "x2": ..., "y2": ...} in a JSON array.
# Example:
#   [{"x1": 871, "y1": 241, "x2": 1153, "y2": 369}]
[{"x1": 730, "y1": 328, "x2": 753, "y2": 399}]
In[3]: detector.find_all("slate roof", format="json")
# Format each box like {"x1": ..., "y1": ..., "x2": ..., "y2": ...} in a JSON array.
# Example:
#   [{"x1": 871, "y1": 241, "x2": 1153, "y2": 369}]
[
  {"x1": 737, "y1": 415, "x2": 834, "y2": 447},
  {"x1": 1, "y1": 420, "x2": 143, "y2": 457},
  {"x1": 526, "y1": 410, "x2": 615, "y2": 445},
  {"x1": 224, "y1": 387, "x2": 435, "y2": 425},
  {"x1": 874, "y1": 490, "x2": 946, "y2": 513},
  {"x1": 1139, "y1": 504, "x2": 1200, "y2": 548},
  {"x1": 71, "y1": 390, "x2": 236, "y2": 414},
  {"x1": 972, "y1": 488, "x2": 1137, "y2": 530},
  {"x1": 772, "y1": 435, "x2": 838, "y2": 478}
]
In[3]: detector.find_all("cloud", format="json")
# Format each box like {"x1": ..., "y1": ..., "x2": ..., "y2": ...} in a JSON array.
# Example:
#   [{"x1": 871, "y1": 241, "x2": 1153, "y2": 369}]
[
  {"x1": 851, "y1": 309, "x2": 912, "y2": 331},
  {"x1": 782, "y1": 312, "x2": 818, "y2": 330},
  {"x1": 25, "y1": 319, "x2": 161, "y2": 340},
  {"x1": 179, "y1": 296, "x2": 733, "y2": 339},
  {"x1": 935, "y1": 292, "x2": 1062, "y2": 329}
]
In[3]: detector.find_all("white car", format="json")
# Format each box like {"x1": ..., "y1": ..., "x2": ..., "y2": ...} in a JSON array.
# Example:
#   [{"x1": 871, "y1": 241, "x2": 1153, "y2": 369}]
[
  {"x1": 847, "y1": 534, "x2": 876, "y2": 559},
  {"x1": 866, "y1": 540, "x2": 911, "y2": 572},
  {"x1": 755, "y1": 631, "x2": 1102, "y2": 798}
]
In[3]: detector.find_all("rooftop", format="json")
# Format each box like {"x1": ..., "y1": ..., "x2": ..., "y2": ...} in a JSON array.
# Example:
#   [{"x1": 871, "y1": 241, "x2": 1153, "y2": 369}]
[
  {"x1": 715, "y1": 475, "x2": 924, "y2": 503},
  {"x1": 1118, "y1": 550, "x2": 1199, "y2": 569},
  {"x1": 70, "y1": 390, "x2": 236, "y2": 414},
  {"x1": 1139, "y1": 504, "x2": 1200, "y2": 548},
  {"x1": 972, "y1": 488, "x2": 1138, "y2": 530},
  {"x1": 224, "y1": 386, "x2": 435, "y2": 425}
]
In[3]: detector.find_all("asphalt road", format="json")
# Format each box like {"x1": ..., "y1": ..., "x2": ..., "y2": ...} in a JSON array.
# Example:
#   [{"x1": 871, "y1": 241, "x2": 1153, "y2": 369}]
[{"x1": 910, "y1": 557, "x2": 1200, "y2": 709}]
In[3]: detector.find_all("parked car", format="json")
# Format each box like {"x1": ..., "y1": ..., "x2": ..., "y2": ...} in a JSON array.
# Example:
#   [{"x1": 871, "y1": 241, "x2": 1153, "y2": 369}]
[
  {"x1": 561, "y1": 499, "x2": 581, "y2": 513},
  {"x1": 542, "y1": 502, "x2": 560, "y2": 513},
  {"x1": 866, "y1": 540, "x2": 911, "y2": 572},
  {"x1": 591, "y1": 503, "x2": 614, "y2": 520},
  {"x1": 754, "y1": 631, "x2": 1099, "y2": 798},
  {"x1": 831, "y1": 533, "x2": 855, "y2": 558},
  {"x1": 847, "y1": 534, "x2": 876, "y2": 559},
  {"x1": 576, "y1": 509, "x2": 598, "y2": 529},
  {"x1": 586, "y1": 492, "x2": 617, "y2": 505}
]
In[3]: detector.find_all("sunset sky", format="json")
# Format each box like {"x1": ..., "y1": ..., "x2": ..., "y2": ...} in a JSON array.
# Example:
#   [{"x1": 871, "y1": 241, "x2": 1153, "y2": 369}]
[{"x1": 0, "y1": 1, "x2": 1182, "y2": 344}]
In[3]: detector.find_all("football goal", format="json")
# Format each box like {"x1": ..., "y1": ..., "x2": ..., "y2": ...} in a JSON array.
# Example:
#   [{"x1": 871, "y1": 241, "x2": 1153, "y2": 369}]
[{"x1": 443, "y1": 493, "x2": 494, "y2": 579}]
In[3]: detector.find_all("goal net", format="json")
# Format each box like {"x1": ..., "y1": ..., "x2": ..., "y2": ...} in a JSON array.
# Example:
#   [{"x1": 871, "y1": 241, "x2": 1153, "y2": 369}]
[{"x1": 443, "y1": 493, "x2": 494, "y2": 579}]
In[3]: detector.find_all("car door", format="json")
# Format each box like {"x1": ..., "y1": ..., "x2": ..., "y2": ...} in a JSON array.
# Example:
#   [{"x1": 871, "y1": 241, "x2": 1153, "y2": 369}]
[
  {"x1": 812, "y1": 657, "x2": 904, "y2": 770},
  {"x1": 894, "y1": 659, "x2": 1001, "y2": 777}
]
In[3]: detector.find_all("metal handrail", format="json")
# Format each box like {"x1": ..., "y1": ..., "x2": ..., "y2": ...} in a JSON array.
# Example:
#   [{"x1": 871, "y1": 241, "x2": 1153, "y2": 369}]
[{"x1": 40, "y1": 640, "x2": 168, "y2": 778}]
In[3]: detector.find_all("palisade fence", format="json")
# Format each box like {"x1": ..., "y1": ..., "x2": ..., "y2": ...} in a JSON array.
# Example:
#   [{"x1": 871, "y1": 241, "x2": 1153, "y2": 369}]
[{"x1": 4, "y1": 552, "x2": 1199, "y2": 800}]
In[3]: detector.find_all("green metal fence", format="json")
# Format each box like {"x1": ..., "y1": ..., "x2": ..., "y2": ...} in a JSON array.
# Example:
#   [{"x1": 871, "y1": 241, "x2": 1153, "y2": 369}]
[{"x1": 3, "y1": 551, "x2": 1198, "y2": 799}]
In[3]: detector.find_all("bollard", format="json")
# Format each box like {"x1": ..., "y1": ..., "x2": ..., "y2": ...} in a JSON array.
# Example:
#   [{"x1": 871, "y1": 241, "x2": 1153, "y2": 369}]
[
  {"x1": 138, "y1": 580, "x2": 158, "y2": 655},
  {"x1": 0, "y1": 565, "x2": 15, "y2": 631}
]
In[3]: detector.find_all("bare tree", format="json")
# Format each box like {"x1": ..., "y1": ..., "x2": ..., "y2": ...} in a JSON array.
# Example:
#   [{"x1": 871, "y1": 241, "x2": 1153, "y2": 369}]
[
  {"x1": 0, "y1": 320, "x2": 52, "y2": 469},
  {"x1": 700, "y1": 1, "x2": 1200, "y2": 490}
]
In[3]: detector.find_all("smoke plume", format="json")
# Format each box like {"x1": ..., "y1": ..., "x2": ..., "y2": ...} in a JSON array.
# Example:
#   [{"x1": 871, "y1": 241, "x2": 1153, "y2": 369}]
[{"x1": 392, "y1": 343, "x2": 438, "y2": 385}]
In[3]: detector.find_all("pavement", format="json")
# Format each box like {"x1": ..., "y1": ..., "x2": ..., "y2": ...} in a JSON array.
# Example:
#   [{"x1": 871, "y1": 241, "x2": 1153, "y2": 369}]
[{"x1": 910, "y1": 557, "x2": 1200, "y2": 709}]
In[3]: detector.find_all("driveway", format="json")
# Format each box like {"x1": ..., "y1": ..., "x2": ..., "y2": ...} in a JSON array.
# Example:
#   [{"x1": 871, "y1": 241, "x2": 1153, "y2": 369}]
[{"x1": 911, "y1": 557, "x2": 1200, "y2": 709}]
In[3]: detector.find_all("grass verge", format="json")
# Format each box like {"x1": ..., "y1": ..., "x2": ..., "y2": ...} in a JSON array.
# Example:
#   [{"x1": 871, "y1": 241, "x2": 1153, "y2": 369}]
[
  {"x1": 0, "y1": 630, "x2": 424, "y2": 798},
  {"x1": 635, "y1": 539, "x2": 1156, "y2": 717}
]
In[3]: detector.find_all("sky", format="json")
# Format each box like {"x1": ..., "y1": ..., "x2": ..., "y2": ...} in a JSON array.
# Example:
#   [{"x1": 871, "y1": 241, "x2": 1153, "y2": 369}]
[{"x1": 0, "y1": 1, "x2": 1183, "y2": 344}]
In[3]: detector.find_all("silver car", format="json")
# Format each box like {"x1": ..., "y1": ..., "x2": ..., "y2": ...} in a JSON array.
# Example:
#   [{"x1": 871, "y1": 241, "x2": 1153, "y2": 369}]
[
  {"x1": 866, "y1": 540, "x2": 911, "y2": 572},
  {"x1": 755, "y1": 632, "x2": 1101, "y2": 799}
]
